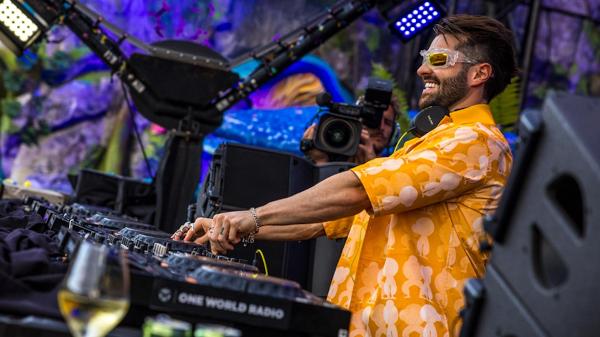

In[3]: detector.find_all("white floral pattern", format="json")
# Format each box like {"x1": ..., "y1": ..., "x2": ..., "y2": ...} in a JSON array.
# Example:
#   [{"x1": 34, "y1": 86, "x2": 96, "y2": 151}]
[{"x1": 324, "y1": 104, "x2": 512, "y2": 337}]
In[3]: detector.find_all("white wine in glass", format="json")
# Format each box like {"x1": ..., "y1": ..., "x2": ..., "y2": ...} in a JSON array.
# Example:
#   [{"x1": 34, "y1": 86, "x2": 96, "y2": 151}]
[{"x1": 58, "y1": 240, "x2": 130, "y2": 337}]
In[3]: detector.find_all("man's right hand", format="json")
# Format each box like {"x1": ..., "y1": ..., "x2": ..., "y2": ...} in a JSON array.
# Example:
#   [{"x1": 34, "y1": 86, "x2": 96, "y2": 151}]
[
  {"x1": 350, "y1": 128, "x2": 378, "y2": 164},
  {"x1": 171, "y1": 217, "x2": 233, "y2": 255}
]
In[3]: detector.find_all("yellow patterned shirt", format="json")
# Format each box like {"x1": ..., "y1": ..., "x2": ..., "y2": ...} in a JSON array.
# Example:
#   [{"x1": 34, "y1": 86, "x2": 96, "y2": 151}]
[{"x1": 325, "y1": 104, "x2": 512, "y2": 337}]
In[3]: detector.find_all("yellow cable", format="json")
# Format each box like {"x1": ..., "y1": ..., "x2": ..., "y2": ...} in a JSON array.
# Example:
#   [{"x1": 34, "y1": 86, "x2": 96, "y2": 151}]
[
  {"x1": 393, "y1": 130, "x2": 410, "y2": 153},
  {"x1": 255, "y1": 249, "x2": 268, "y2": 276}
]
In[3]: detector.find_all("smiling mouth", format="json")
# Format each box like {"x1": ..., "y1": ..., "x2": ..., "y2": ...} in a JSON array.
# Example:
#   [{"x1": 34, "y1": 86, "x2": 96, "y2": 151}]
[{"x1": 422, "y1": 81, "x2": 439, "y2": 94}]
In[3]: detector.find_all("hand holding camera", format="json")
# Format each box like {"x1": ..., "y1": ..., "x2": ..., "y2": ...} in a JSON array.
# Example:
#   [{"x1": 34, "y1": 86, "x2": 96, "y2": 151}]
[
  {"x1": 302, "y1": 124, "x2": 379, "y2": 165},
  {"x1": 300, "y1": 77, "x2": 394, "y2": 163}
]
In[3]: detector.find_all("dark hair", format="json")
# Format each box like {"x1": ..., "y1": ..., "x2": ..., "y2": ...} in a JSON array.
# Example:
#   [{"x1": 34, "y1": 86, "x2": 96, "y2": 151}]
[
  {"x1": 388, "y1": 93, "x2": 400, "y2": 120},
  {"x1": 433, "y1": 15, "x2": 519, "y2": 101}
]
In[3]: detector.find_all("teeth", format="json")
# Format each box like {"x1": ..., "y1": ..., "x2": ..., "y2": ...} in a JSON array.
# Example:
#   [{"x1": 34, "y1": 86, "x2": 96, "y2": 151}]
[{"x1": 425, "y1": 82, "x2": 438, "y2": 88}]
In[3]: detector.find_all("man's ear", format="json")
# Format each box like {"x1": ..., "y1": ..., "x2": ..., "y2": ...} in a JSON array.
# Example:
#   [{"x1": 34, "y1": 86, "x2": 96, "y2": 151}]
[{"x1": 469, "y1": 63, "x2": 493, "y2": 86}]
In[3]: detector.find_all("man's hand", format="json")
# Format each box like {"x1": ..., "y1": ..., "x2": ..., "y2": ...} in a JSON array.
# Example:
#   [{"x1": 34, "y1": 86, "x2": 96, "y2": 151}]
[
  {"x1": 302, "y1": 124, "x2": 329, "y2": 164},
  {"x1": 209, "y1": 210, "x2": 256, "y2": 252},
  {"x1": 170, "y1": 216, "x2": 246, "y2": 255},
  {"x1": 171, "y1": 218, "x2": 211, "y2": 244},
  {"x1": 351, "y1": 128, "x2": 377, "y2": 164}
]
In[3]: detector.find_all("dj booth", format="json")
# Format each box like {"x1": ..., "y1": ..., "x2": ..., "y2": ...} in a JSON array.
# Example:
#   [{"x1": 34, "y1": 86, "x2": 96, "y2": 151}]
[{"x1": 0, "y1": 143, "x2": 354, "y2": 337}]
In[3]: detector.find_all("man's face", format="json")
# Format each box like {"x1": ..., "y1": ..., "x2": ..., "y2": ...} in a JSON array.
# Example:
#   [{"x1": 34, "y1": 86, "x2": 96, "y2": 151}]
[
  {"x1": 367, "y1": 105, "x2": 395, "y2": 154},
  {"x1": 417, "y1": 34, "x2": 471, "y2": 110}
]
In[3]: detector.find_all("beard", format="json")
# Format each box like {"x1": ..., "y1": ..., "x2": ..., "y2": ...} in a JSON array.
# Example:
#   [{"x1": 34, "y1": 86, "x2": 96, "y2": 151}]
[{"x1": 418, "y1": 65, "x2": 470, "y2": 110}]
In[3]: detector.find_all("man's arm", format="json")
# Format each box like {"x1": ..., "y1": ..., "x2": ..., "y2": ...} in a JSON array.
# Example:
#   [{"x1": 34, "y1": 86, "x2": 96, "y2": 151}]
[
  {"x1": 201, "y1": 170, "x2": 370, "y2": 253},
  {"x1": 257, "y1": 170, "x2": 370, "y2": 226},
  {"x1": 255, "y1": 223, "x2": 325, "y2": 241}
]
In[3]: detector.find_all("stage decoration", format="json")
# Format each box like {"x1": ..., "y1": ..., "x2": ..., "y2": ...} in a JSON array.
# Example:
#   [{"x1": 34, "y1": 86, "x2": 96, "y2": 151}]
[{"x1": 0, "y1": 0, "x2": 597, "y2": 197}]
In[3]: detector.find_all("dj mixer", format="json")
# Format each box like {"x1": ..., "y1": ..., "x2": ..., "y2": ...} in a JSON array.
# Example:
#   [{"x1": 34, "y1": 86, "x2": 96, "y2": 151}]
[{"x1": 26, "y1": 198, "x2": 351, "y2": 337}]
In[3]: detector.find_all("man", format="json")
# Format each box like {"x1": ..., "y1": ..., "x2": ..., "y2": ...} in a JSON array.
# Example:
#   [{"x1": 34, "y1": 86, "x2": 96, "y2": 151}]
[{"x1": 177, "y1": 14, "x2": 516, "y2": 337}]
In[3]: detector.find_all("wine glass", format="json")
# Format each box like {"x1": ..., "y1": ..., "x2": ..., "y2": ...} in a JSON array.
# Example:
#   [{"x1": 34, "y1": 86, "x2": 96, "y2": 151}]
[{"x1": 58, "y1": 240, "x2": 130, "y2": 337}]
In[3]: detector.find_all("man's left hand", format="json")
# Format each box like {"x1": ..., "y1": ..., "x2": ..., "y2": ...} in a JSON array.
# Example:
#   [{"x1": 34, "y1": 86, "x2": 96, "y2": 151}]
[{"x1": 207, "y1": 210, "x2": 256, "y2": 254}]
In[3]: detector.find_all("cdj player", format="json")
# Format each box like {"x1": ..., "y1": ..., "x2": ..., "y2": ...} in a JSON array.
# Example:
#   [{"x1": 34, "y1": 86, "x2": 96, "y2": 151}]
[{"x1": 25, "y1": 198, "x2": 351, "y2": 337}]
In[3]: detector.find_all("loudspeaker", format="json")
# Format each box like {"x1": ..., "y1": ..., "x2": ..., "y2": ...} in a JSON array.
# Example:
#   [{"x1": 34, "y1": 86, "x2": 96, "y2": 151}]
[
  {"x1": 197, "y1": 143, "x2": 354, "y2": 291},
  {"x1": 73, "y1": 169, "x2": 155, "y2": 223},
  {"x1": 199, "y1": 143, "x2": 314, "y2": 213},
  {"x1": 461, "y1": 91, "x2": 600, "y2": 337}
]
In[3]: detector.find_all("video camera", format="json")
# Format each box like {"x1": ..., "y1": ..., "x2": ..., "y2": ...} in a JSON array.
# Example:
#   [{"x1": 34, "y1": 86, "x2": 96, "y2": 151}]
[{"x1": 302, "y1": 77, "x2": 393, "y2": 161}]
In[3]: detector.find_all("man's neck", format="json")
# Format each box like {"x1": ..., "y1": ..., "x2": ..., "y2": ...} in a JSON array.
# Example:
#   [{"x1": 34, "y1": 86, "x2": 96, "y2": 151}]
[{"x1": 449, "y1": 91, "x2": 487, "y2": 112}]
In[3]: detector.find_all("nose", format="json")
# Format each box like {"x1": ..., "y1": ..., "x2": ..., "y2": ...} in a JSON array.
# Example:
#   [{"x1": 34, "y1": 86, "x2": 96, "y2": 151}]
[
  {"x1": 379, "y1": 116, "x2": 387, "y2": 131},
  {"x1": 417, "y1": 62, "x2": 432, "y2": 78}
]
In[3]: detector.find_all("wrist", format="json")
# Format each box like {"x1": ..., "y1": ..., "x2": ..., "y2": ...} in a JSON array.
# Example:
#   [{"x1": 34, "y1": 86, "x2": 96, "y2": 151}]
[
  {"x1": 242, "y1": 207, "x2": 262, "y2": 245},
  {"x1": 249, "y1": 207, "x2": 262, "y2": 232}
]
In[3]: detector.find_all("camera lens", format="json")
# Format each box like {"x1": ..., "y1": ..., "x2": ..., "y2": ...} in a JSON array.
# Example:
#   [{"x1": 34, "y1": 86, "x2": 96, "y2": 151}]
[{"x1": 322, "y1": 119, "x2": 354, "y2": 149}]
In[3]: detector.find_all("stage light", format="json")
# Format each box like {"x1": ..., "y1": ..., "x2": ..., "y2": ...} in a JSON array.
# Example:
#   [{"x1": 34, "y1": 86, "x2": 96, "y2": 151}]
[
  {"x1": 389, "y1": 0, "x2": 445, "y2": 42},
  {"x1": 0, "y1": 0, "x2": 47, "y2": 55}
]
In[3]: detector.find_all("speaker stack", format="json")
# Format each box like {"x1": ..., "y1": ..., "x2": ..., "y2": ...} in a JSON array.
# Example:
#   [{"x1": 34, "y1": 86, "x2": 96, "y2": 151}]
[{"x1": 461, "y1": 91, "x2": 600, "y2": 337}]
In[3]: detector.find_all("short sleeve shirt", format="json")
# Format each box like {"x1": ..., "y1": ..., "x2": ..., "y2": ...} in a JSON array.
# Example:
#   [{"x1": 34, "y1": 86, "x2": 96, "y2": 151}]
[{"x1": 326, "y1": 104, "x2": 512, "y2": 337}]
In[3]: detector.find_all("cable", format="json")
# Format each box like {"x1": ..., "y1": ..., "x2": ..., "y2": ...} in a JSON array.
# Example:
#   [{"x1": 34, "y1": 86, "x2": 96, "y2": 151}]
[
  {"x1": 254, "y1": 249, "x2": 269, "y2": 276},
  {"x1": 120, "y1": 82, "x2": 154, "y2": 179},
  {"x1": 393, "y1": 129, "x2": 412, "y2": 153}
]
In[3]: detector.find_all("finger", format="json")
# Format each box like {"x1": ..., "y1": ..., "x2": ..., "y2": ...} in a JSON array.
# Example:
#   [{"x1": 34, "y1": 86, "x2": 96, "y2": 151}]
[
  {"x1": 359, "y1": 129, "x2": 370, "y2": 143},
  {"x1": 219, "y1": 240, "x2": 235, "y2": 251},
  {"x1": 211, "y1": 215, "x2": 223, "y2": 241},
  {"x1": 303, "y1": 124, "x2": 316, "y2": 138},
  {"x1": 210, "y1": 240, "x2": 226, "y2": 255},
  {"x1": 219, "y1": 220, "x2": 230, "y2": 241},
  {"x1": 228, "y1": 225, "x2": 239, "y2": 243},
  {"x1": 200, "y1": 219, "x2": 212, "y2": 233},
  {"x1": 183, "y1": 225, "x2": 196, "y2": 242},
  {"x1": 209, "y1": 239, "x2": 219, "y2": 255},
  {"x1": 194, "y1": 218, "x2": 207, "y2": 236},
  {"x1": 171, "y1": 230, "x2": 182, "y2": 241},
  {"x1": 218, "y1": 227, "x2": 235, "y2": 250},
  {"x1": 218, "y1": 220, "x2": 235, "y2": 251},
  {"x1": 194, "y1": 234, "x2": 209, "y2": 245}
]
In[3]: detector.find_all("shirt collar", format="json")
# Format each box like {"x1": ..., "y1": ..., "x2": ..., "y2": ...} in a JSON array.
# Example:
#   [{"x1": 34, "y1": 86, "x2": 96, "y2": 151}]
[
  {"x1": 448, "y1": 104, "x2": 496, "y2": 126},
  {"x1": 395, "y1": 104, "x2": 496, "y2": 155}
]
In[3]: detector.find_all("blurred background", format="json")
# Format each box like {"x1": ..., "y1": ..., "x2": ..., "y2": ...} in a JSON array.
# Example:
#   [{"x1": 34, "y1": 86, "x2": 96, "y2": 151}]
[{"x1": 0, "y1": 0, "x2": 598, "y2": 193}]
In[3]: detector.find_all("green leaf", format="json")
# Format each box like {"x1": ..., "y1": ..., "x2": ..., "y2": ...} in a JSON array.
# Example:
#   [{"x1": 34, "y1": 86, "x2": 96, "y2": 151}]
[
  {"x1": 583, "y1": 21, "x2": 600, "y2": 62},
  {"x1": 569, "y1": 63, "x2": 579, "y2": 76},
  {"x1": 0, "y1": 112, "x2": 18, "y2": 133},
  {"x1": 555, "y1": 63, "x2": 569, "y2": 76},
  {"x1": 489, "y1": 76, "x2": 521, "y2": 130},
  {"x1": 1, "y1": 98, "x2": 21, "y2": 118},
  {"x1": 71, "y1": 144, "x2": 106, "y2": 175},
  {"x1": 576, "y1": 77, "x2": 589, "y2": 95},
  {"x1": 365, "y1": 27, "x2": 380, "y2": 53},
  {"x1": 3, "y1": 71, "x2": 25, "y2": 93}
]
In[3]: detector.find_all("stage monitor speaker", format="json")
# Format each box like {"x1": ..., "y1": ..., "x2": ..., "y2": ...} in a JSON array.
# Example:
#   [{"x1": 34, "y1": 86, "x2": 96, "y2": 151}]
[
  {"x1": 460, "y1": 91, "x2": 600, "y2": 337},
  {"x1": 197, "y1": 143, "x2": 353, "y2": 291}
]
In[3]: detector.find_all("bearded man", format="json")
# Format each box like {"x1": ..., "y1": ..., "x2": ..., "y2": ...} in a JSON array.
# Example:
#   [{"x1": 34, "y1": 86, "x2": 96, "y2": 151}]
[{"x1": 176, "y1": 14, "x2": 517, "y2": 337}]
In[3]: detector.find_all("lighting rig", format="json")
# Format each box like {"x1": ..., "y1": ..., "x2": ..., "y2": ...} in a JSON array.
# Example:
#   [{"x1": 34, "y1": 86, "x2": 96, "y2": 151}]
[{"x1": 388, "y1": 0, "x2": 445, "y2": 42}]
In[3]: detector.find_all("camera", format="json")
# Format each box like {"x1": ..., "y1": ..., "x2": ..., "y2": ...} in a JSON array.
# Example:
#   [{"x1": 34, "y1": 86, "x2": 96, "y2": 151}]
[{"x1": 303, "y1": 77, "x2": 393, "y2": 161}]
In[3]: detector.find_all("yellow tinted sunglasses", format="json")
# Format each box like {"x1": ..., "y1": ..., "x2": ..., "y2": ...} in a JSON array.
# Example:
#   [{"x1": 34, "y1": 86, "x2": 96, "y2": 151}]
[{"x1": 420, "y1": 48, "x2": 478, "y2": 69}]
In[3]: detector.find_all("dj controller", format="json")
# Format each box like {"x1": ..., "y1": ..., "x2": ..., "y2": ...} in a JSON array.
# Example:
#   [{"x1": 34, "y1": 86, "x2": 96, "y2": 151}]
[{"x1": 27, "y1": 198, "x2": 351, "y2": 337}]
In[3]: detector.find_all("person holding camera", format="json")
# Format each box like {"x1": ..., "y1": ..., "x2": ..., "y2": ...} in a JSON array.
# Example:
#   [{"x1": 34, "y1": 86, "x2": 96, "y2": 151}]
[
  {"x1": 301, "y1": 101, "x2": 398, "y2": 165},
  {"x1": 175, "y1": 14, "x2": 516, "y2": 337}
]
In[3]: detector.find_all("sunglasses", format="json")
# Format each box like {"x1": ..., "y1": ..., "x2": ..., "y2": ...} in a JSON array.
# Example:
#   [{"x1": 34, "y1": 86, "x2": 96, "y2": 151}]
[{"x1": 420, "y1": 48, "x2": 479, "y2": 69}]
